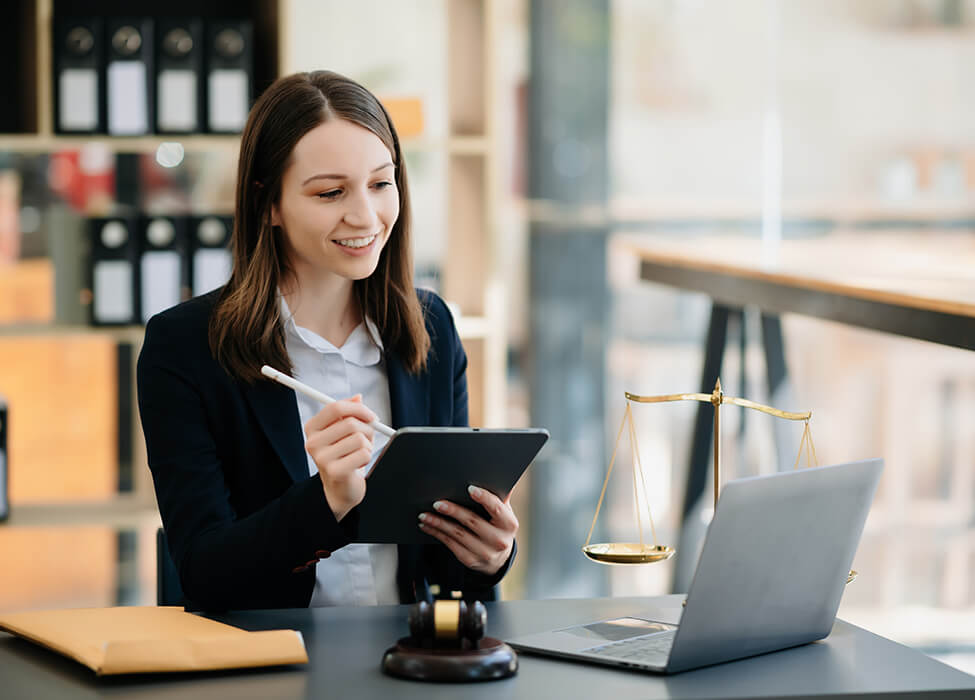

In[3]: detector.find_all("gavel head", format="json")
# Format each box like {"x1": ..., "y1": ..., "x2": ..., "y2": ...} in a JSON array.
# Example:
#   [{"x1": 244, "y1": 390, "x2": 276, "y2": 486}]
[{"x1": 409, "y1": 600, "x2": 486, "y2": 647}]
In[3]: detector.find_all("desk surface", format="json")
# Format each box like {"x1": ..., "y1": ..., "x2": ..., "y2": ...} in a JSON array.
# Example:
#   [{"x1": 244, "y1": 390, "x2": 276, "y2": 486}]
[
  {"x1": 2, "y1": 596, "x2": 973, "y2": 700},
  {"x1": 622, "y1": 232, "x2": 975, "y2": 350}
]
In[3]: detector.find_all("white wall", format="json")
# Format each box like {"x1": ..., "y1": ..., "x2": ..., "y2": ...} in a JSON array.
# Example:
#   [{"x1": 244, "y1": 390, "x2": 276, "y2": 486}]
[{"x1": 611, "y1": 0, "x2": 975, "y2": 210}]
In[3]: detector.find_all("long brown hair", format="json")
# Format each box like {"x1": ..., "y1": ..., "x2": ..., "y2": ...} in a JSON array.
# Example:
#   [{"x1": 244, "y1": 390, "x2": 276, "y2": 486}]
[{"x1": 209, "y1": 71, "x2": 430, "y2": 383}]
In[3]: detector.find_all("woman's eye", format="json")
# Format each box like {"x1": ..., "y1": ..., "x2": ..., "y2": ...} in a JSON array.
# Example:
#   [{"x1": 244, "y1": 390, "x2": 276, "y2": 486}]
[
  {"x1": 373, "y1": 181, "x2": 394, "y2": 190},
  {"x1": 316, "y1": 189, "x2": 342, "y2": 200}
]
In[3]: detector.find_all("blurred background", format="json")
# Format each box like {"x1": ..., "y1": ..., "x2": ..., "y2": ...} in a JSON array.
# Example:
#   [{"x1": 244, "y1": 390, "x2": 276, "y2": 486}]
[{"x1": 1, "y1": 0, "x2": 973, "y2": 675}]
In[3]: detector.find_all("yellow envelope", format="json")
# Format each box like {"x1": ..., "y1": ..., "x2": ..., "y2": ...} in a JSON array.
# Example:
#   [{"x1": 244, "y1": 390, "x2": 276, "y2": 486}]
[{"x1": 0, "y1": 606, "x2": 308, "y2": 675}]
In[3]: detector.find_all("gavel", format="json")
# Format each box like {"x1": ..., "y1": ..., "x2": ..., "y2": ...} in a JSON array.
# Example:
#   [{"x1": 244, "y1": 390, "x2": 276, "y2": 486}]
[
  {"x1": 408, "y1": 600, "x2": 487, "y2": 649},
  {"x1": 383, "y1": 599, "x2": 517, "y2": 681}
]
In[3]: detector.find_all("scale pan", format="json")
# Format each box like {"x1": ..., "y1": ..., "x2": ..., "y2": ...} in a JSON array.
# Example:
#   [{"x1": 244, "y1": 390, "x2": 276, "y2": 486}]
[{"x1": 582, "y1": 543, "x2": 675, "y2": 564}]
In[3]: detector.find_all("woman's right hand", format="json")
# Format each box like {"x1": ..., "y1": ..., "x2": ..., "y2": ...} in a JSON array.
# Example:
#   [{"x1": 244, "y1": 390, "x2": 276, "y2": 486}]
[{"x1": 303, "y1": 395, "x2": 376, "y2": 521}]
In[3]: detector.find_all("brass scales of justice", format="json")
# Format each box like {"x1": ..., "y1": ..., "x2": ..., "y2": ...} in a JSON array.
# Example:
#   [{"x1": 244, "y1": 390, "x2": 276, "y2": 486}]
[{"x1": 583, "y1": 379, "x2": 857, "y2": 584}]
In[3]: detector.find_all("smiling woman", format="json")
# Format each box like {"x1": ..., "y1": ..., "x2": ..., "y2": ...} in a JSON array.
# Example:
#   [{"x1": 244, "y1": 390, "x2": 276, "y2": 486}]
[
  {"x1": 213, "y1": 71, "x2": 426, "y2": 383},
  {"x1": 272, "y1": 119, "x2": 400, "y2": 310},
  {"x1": 136, "y1": 71, "x2": 519, "y2": 612}
]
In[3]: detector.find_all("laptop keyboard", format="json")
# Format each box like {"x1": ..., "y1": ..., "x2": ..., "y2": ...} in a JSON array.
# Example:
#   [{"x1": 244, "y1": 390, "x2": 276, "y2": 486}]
[{"x1": 583, "y1": 631, "x2": 676, "y2": 665}]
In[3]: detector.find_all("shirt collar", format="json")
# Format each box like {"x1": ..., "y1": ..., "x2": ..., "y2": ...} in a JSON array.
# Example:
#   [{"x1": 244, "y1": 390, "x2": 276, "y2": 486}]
[{"x1": 279, "y1": 294, "x2": 383, "y2": 367}]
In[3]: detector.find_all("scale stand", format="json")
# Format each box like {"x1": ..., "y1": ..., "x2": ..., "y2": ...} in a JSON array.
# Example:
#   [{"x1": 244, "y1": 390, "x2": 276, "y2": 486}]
[{"x1": 583, "y1": 379, "x2": 857, "y2": 584}]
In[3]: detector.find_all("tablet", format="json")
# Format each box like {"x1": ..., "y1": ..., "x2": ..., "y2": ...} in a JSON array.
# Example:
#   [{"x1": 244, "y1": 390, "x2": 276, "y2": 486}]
[{"x1": 354, "y1": 427, "x2": 549, "y2": 544}]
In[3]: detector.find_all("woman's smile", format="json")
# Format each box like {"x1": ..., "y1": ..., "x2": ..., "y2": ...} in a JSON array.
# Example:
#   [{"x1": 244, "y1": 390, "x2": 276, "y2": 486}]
[
  {"x1": 273, "y1": 118, "x2": 400, "y2": 281},
  {"x1": 333, "y1": 232, "x2": 381, "y2": 255}
]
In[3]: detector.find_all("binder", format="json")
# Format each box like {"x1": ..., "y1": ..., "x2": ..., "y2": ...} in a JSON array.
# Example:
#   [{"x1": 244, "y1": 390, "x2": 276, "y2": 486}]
[
  {"x1": 155, "y1": 18, "x2": 204, "y2": 134},
  {"x1": 140, "y1": 216, "x2": 189, "y2": 323},
  {"x1": 189, "y1": 215, "x2": 233, "y2": 296},
  {"x1": 53, "y1": 17, "x2": 104, "y2": 134},
  {"x1": 45, "y1": 205, "x2": 89, "y2": 325},
  {"x1": 0, "y1": 397, "x2": 7, "y2": 522},
  {"x1": 87, "y1": 216, "x2": 141, "y2": 326},
  {"x1": 205, "y1": 20, "x2": 253, "y2": 133},
  {"x1": 106, "y1": 18, "x2": 153, "y2": 136}
]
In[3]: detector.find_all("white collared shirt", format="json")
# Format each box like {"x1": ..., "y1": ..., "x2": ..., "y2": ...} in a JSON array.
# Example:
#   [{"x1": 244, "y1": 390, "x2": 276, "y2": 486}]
[{"x1": 280, "y1": 295, "x2": 399, "y2": 607}]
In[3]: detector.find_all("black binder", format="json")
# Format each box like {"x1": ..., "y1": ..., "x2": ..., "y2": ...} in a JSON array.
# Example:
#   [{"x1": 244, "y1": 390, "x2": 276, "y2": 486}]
[
  {"x1": 0, "y1": 397, "x2": 7, "y2": 522},
  {"x1": 155, "y1": 18, "x2": 204, "y2": 134},
  {"x1": 140, "y1": 215, "x2": 189, "y2": 323},
  {"x1": 53, "y1": 17, "x2": 104, "y2": 134},
  {"x1": 189, "y1": 215, "x2": 233, "y2": 296},
  {"x1": 87, "y1": 216, "x2": 141, "y2": 326},
  {"x1": 205, "y1": 20, "x2": 253, "y2": 133},
  {"x1": 105, "y1": 18, "x2": 154, "y2": 136}
]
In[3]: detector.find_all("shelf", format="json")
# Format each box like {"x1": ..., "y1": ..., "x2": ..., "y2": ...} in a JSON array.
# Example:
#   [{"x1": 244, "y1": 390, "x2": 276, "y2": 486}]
[
  {"x1": 446, "y1": 136, "x2": 489, "y2": 155},
  {"x1": 608, "y1": 196, "x2": 975, "y2": 223},
  {"x1": 0, "y1": 317, "x2": 493, "y2": 343},
  {"x1": 523, "y1": 197, "x2": 975, "y2": 229},
  {"x1": 4, "y1": 497, "x2": 160, "y2": 529},
  {"x1": 0, "y1": 323, "x2": 146, "y2": 342},
  {"x1": 0, "y1": 133, "x2": 241, "y2": 154},
  {"x1": 399, "y1": 135, "x2": 488, "y2": 156},
  {"x1": 0, "y1": 134, "x2": 489, "y2": 158}
]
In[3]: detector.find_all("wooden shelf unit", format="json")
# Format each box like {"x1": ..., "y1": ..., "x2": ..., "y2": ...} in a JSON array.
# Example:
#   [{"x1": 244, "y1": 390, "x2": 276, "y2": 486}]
[
  {"x1": 0, "y1": 0, "x2": 509, "y2": 599},
  {"x1": 2, "y1": 0, "x2": 507, "y2": 421},
  {"x1": 4, "y1": 0, "x2": 507, "y2": 429},
  {"x1": 275, "y1": 0, "x2": 506, "y2": 428},
  {"x1": 444, "y1": 0, "x2": 507, "y2": 428}
]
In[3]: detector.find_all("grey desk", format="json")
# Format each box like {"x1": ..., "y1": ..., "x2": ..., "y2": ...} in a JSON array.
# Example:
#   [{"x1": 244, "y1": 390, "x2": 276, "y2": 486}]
[{"x1": 2, "y1": 596, "x2": 974, "y2": 699}]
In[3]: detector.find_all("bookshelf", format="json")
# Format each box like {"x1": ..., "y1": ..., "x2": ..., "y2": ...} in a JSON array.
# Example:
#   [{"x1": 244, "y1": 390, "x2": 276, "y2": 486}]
[{"x1": 0, "y1": 0, "x2": 508, "y2": 608}]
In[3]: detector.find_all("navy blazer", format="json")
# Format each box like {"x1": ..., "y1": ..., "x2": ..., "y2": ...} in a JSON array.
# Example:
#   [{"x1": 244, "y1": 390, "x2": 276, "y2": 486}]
[{"x1": 137, "y1": 288, "x2": 511, "y2": 611}]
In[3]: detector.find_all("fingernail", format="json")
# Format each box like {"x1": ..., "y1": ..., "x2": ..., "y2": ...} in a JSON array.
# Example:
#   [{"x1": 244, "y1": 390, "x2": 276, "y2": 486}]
[
  {"x1": 468, "y1": 485, "x2": 481, "y2": 497},
  {"x1": 433, "y1": 501, "x2": 446, "y2": 512},
  {"x1": 418, "y1": 513, "x2": 428, "y2": 522}
]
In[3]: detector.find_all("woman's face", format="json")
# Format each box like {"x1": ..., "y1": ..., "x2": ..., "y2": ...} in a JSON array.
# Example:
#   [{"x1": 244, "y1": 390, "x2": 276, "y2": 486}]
[{"x1": 272, "y1": 118, "x2": 399, "y2": 284}]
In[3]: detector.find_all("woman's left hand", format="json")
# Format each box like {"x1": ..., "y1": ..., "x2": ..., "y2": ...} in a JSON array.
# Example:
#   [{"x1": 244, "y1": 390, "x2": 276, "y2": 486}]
[{"x1": 418, "y1": 485, "x2": 518, "y2": 576}]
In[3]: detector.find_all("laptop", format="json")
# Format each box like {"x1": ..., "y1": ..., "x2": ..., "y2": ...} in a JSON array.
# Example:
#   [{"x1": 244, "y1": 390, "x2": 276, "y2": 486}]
[{"x1": 507, "y1": 458, "x2": 883, "y2": 674}]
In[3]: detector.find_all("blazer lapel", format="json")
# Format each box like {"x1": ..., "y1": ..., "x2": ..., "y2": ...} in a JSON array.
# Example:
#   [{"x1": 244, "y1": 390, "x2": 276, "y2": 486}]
[
  {"x1": 243, "y1": 378, "x2": 308, "y2": 484},
  {"x1": 386, "y1": 350, "x2": 431, "y2": 602},
  {"x1": 386, "y1": 351, "x2": 429, "y2": 429}
]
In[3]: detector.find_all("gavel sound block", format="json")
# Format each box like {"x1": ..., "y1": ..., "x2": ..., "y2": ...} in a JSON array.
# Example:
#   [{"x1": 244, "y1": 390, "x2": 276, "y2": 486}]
[{"x1": 382, "y1": 600, "x2": 518, "y2": 682}]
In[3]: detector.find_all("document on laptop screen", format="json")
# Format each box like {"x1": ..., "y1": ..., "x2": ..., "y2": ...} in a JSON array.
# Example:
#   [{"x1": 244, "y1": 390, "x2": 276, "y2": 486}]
[{"x1": 561, "y1": 618, "x2": 677, "y2": 642}]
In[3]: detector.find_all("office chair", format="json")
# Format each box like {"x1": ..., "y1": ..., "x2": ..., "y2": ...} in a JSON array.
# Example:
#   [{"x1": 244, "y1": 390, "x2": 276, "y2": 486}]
[{"x1": 156, "y1": 528, "x2": 185, "y2": 607}]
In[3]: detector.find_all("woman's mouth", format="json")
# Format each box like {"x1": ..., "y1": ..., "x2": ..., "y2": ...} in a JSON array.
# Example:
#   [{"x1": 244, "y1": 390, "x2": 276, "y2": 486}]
[
  {"x1": 333, "y1": 233, "x2": 380, "y2": 256},
  {"x1": 335, "y1": 234, "x2": 378, "y2": 249}
]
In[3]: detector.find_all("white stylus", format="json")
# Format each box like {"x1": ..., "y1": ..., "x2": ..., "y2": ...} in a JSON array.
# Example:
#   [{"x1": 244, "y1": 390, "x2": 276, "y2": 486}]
[{"x1": 260, "y1": 365, "x2": 396, "y2": 438}]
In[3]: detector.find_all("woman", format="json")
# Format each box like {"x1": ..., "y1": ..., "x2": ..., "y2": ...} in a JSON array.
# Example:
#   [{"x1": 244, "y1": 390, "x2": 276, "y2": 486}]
[{"x1": 138, "y1": 71, "x2": 518, "y2": 611}]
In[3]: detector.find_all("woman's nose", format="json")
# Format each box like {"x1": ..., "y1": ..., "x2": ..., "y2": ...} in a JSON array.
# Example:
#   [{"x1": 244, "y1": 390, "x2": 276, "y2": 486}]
[{"x1": 342, "y1": 189, "x2": 379, "y2": 229}]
